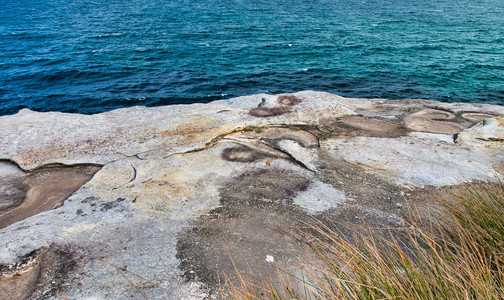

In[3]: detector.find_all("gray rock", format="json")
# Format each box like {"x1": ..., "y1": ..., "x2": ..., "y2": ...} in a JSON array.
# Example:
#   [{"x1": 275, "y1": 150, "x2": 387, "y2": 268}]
[{"x1": 0, "y1": 91, "x2": 503, "y2": 299}]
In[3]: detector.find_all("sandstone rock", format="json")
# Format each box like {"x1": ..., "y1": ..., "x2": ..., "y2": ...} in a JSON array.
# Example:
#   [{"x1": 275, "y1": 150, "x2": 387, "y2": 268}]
[
  {"x1": 404, "y1": 108, "x2": 467, "y2": 134},
  {"x1": 456, "y1": 116, "x2": 504, "y2": 147},
  {"x1": 0, "y1": 91, "x2": 503, "y2": 299}
]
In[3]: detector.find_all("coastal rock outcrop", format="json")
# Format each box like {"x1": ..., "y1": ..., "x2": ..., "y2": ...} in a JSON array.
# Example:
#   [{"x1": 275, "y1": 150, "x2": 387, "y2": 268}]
[{"x1": 0, "y1": 91, "x2": 503, "y2": 299}]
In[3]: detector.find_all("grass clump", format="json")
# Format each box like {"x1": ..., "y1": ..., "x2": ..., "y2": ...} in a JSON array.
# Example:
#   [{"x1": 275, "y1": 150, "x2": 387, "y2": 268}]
[
  {"x1": 243, "y1": 126, "x2": 263, "y2": 134},
  {"x1": 223, "y1": 180, "x2": 504, "y2": 299}
]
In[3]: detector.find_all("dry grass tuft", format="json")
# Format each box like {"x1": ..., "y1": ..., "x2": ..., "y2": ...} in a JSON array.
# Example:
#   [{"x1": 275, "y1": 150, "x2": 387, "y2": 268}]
[{"x1": 222, "y1": 180, "x2": 504, "y2": 299}]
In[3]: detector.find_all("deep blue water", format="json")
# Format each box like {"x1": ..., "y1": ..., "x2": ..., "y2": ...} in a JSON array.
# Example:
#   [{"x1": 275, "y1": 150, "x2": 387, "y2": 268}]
[{"x1": 1, "y1": 0, "x2": 503, "y2": 116}]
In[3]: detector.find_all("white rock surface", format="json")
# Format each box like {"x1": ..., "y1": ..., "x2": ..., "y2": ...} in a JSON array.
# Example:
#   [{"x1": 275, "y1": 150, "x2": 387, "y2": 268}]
[
  {"x1": 293, "y1": 181, "x2": 347, "y2": 213},
  {"x1": 457, "y1": 116, "x2": 504, "y2": 147},
  {"x1": 0, "y1": 91, "x2": 503, "y2": 299}
]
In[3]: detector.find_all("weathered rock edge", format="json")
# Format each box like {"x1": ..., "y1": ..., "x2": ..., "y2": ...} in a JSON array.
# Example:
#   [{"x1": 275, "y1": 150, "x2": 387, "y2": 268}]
[{"x1": 0, "y1": 91, "x2": 503, "y2": 299}]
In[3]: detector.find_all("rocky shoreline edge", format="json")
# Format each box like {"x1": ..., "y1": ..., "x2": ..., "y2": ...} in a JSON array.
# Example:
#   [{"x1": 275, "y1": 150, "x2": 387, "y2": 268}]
[{"x1": 1, "y1": 91, "x2": 503, "y2": 299}]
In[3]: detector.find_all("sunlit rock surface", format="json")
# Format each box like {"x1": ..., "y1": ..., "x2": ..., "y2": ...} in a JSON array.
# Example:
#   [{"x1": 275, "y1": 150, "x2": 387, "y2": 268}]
[{"x1": 0, "y1": 91, "x2": 503, "y2": 299}]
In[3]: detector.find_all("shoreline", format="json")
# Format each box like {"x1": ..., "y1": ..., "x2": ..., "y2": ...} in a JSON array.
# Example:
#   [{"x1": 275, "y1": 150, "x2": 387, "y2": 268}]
[
  {"x1": 5, "y1": 91, "x2": 504, "y2": 116},
  {"x1": 1, "y1": 91, "x2": 503, "y2": 299},
  {"x1": 2, "y1": 90, "x2": 504, "y2": 118}
]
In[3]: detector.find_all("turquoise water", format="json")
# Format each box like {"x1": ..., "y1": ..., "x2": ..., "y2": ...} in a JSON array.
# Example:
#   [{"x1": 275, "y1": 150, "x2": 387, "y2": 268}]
[{"x1": 1, "y1": 0, "x2": 503, "y2": 116}]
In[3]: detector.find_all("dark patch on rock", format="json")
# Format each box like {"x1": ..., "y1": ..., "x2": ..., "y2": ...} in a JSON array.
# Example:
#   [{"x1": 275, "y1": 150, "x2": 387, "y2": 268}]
[
  {"x1": 176, "y1": 168, "x2": 311, "y2": 289},
  {"x1": 277, "y1": 95, "x2": 303, "y2": 106},
  {"x1": 219, "y1": 168, "x2": 311, "y2": 210},
  {"x1": 81, "y1": 196, "x2": 98, "y2": 206},
  {"x1": 315, "y1": 116, "x2": 409, "y2": 139},
  {"x1": 315, "y1": 151, "x2": 404, "y2": 211},
  {"x1": 249, "y1": 106, "x2": 292, "y2": 118},
  {"x1": 221, "y1": 146, "x2": 273, "y2": 163},
  {"x1": 0, "y1": 244, "x2": 79, "y2": 300},
  {"x1": 100, "y1": 197, "x2": 126, "y2": 212},
  {"x1": 176, "y1": 205, "x2": 305, "y2": 287}
]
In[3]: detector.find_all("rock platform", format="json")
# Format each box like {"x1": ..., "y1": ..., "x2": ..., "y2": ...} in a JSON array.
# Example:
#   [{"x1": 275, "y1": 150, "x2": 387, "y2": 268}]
[{"x1": 0, "y1": 91, "x2": 503, "y2": 299}]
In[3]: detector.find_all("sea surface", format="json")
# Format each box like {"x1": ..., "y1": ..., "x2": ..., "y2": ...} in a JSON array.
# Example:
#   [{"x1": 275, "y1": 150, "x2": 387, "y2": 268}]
[{"x1": 1, "y1": 0, "x2": 503, "y2": 116}]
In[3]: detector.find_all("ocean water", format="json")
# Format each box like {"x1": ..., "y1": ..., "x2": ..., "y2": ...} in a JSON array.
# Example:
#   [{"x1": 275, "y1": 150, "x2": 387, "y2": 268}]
[{"x1": 1, "y1": 0, "x2": 503, "y2": 116}]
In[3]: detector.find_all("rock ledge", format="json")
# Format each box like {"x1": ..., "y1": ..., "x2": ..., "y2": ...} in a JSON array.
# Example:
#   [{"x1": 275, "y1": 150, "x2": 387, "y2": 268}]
[{"x1": 0, "y1": 91, "x2": 503, "y2": 299}]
